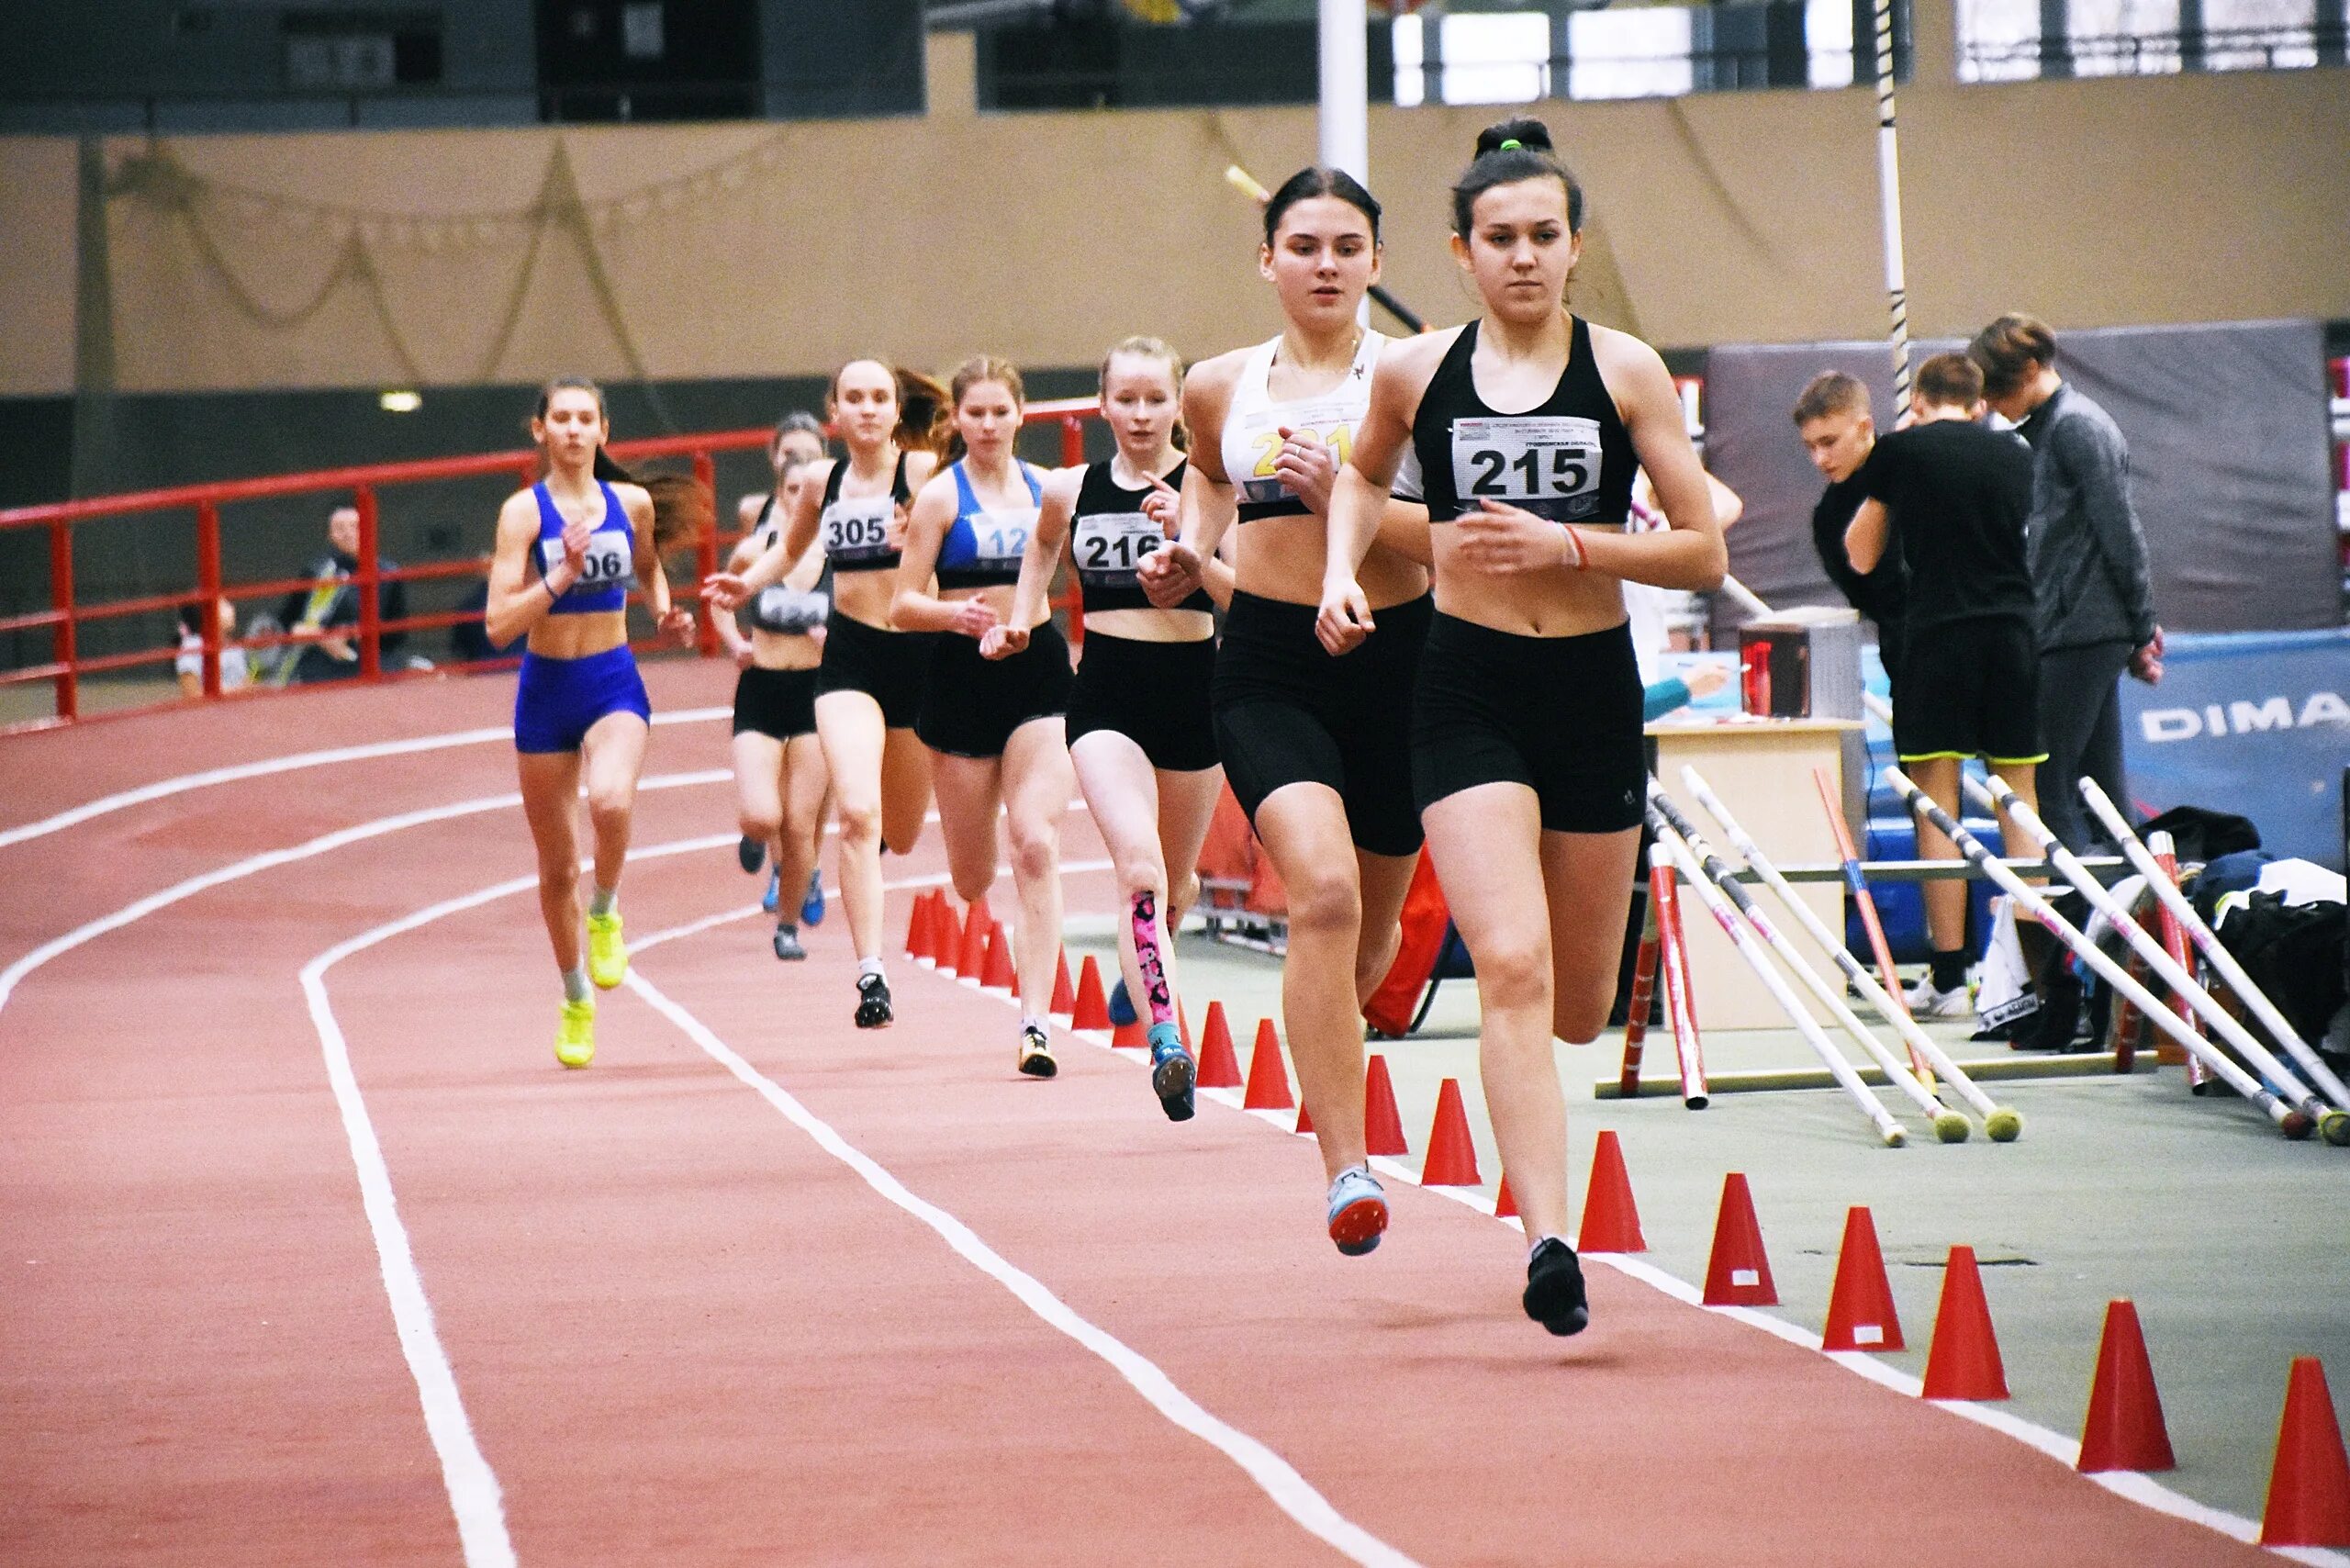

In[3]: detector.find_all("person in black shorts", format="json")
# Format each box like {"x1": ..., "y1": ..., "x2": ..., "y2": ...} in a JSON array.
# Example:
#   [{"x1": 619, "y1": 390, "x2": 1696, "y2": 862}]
[
  {"x1": 1000, "y1": 336, "x2": 1234, "y2": 1120},
  {"x1": 1793, "y1": 371, "x2": 1908, "y2": 693},
  {"x1": 1326, "y1": 118, "x2": 1727, "y2": 1335},
  {"x1": 1844, "y1": 351, "x2": 2046, "y2": 1019}
]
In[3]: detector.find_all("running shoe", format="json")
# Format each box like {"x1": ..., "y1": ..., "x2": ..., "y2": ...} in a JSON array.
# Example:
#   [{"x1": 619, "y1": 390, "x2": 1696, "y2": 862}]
[
  {"x1": 585, "y1": 908, "x2": 627, "y2": 990},
  {"x1": 854, "y1": 972, "x2": 893, "y2": 1029},
  {"x1": 1147, "y1": 1025, "x2": 1196, "y2": 1122},
  {"x1": 1018, "y1": 1022, "x2": 1058, "y2": 1079},
  {"x1": 1524, "y1": 1238, "x2": 1590, "y2": 1336},
  {"x1": 554, "y1": 997, "x2": 596, "y2": 1070},
  {"x1": 1326, "y1": 1165, "x2": 1388, "y2": 1257},
  {"x1": 761, "y1": 867, "x2": 781, "y2": 914},
  {"x1": 1107, "y1": 976, "x2": 1137, "y2": 1027},
  {"x1": 772, "y1": 924, "x2": 806, "y2": 961},
  {"x1": 1902, "y1": 974, "x2": 1972, "y2": 1020},
  {"x1": 737, "y1": 834, "x2": 767, "y2": 875},
  {"x1": 800, "y1": 868, "x2": 826, "y2": 927}
]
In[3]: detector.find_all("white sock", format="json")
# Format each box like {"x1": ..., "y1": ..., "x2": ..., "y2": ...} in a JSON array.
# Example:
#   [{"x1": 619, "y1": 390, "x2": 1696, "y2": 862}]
[
  {"x1": 1020, "y1": 1014, "x2": 1045, "y2": 1036},
  {"x1": 588, "y1": 885, "x2": 618, "y2": 917},
  {"x1": 562, "y1": 967, "x2": 590, "y2": 1003},
  {"x1": 858, "y1": 956, "x2": 885, "y2": 981}
]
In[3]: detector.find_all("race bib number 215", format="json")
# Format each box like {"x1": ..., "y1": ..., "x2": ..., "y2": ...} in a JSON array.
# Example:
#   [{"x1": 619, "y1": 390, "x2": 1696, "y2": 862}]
[{"x1": 1449, "y1": 416, "x2": 1604, "y2": 522}]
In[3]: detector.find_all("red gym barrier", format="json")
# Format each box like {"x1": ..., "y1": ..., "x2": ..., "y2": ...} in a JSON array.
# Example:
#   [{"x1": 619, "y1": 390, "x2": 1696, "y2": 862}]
[{"x1": 0, "y1": 398, "x2": 1100, "y2": 736}]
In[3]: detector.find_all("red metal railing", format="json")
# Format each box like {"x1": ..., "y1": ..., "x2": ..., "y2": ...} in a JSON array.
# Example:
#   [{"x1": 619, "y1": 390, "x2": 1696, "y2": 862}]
[{"x1": 0, "y1": 398, "x2": 1099, "y2": 735}]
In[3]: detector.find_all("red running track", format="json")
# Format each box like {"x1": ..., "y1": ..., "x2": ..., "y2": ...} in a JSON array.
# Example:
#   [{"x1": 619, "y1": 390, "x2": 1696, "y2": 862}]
[{"x1": 0, "y1": 665, "x2": 2288, "y2": 1565}]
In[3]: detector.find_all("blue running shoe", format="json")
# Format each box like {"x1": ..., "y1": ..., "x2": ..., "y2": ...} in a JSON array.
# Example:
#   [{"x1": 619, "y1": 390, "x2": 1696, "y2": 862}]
[
  {"x1": 1147, "y1": 1024, "x2": 1195, "y2": 1123},
  {"x1": 1107, "y1": 977, "x2": 1137, "y2": 1027},
  {"x1": 800, "y1": 868, "x2": 826, "y2": 927},
  {"x1": 761, "y1": 867, "x2": 780, "y2": 914},
  {"x1": 1326, "y1": 1165, "x2": 1388, "y2": 1257}
]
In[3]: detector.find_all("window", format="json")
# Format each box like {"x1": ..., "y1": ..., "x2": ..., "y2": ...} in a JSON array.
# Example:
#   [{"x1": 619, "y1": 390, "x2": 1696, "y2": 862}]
[{"x1": 1568, "y1": 7, "x2": 1696, "y2": 99}]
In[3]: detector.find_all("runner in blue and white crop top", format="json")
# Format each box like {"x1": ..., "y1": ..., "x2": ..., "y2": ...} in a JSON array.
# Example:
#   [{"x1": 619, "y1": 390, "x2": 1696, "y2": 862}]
[{"x1": 934, "y1": 459, "x2": 1046, "y2": 591}]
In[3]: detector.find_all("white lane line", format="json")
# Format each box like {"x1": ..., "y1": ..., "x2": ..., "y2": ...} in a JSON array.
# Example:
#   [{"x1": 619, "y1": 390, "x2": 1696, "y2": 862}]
[
  {"x1": 298, "y1": 830, "x2": 733, "y2": 1568},
  {"x1": 0, "y1": 768, "x2": 730, "y2": 1022},
  {"x1": 624, "y1": 964, "x2": 1420, "y2": 1568},
  {"x1": 0, "y1": 706, "x2": 727, "y2": 851}
]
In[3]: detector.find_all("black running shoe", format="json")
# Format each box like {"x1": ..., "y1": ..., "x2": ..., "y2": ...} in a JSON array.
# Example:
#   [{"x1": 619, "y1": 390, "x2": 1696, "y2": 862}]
[
  {"x1": 1017, "y1": 1023, "x2": 1058, "y2": 1079},
  {"x1": 1524, "y1": 1238, "x2": 1590, "y2": 1337},
  {"x1": 772, "y1": 924, "x2": 805, "y2": 961},
  {"x1": 737, "y1": 834, "x2": 767, "y2": 875},
  {"x1": 854, "y1": 972, "x2": 892, "y2": 1029}
]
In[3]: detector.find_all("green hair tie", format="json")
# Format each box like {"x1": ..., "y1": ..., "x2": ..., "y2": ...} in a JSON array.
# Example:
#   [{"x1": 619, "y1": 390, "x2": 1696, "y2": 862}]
[{"x1": 1499, "y1": 139, "x2": 1523, "y2": 151}]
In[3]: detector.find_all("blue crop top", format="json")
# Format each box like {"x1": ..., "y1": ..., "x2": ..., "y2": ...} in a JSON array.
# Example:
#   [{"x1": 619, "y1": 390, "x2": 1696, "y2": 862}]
[
  {"x1": 531, "y1": 480, "x2": 634, "y2": 615},
  {"x1": 934, "y1": 461, "x2": 1045, "y2": 591}
]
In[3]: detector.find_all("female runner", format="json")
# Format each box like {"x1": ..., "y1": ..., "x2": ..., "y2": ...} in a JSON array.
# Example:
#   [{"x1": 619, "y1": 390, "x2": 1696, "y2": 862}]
[
  {"x1": 998, "y1": 337, "x2": 1234, "y2": 1119},
  {"x1": 716, "y1": 426, "x2": 832, "y2": 961},
  {"x1": 484, "y1": 376, "x2": 699, "y2": 1067},
  {"x1": 896, "y1": 357, "x2": 1077, "y2": 1080},
  {"x1": 1323, "y1": 119, "x2": 1726, "y2": 1333},
  {"x1": 1138, "y1": 169, "x2": 1433, "y2": 1251},
  {"x1": 706, "y1": 361, "x2": 946, "y2": 1028}
]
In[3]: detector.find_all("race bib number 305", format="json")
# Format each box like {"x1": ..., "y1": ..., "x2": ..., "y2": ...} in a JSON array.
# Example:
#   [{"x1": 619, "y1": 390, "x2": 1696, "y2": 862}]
[
  {"x1": 821, "y1": 496, "x2": 895, "y2": 562},
  {"x1": 1449, "y1": 416, "x2": 1604, "y2": 521},
  {"x1": 1072, "y1": 510, "x2": 1164, "y2": 586},
  {"x1": 540, "y1": 535, "x2": 631, "y2": 587}
]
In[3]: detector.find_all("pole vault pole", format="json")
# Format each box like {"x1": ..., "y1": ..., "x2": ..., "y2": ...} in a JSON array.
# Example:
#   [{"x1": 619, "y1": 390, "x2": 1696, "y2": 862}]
[{"x1": 1871, "y1": 0, "x2": 1913, "y2": 405}]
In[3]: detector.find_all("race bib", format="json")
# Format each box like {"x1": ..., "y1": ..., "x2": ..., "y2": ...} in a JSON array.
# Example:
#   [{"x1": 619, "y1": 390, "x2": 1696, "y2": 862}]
[
  {"x1": 966, "y1": 508, "x2": 1035, "y2": 566},
  {"x1": 1449, "y1": 416, "x2": 1605, "y2": 521},
  {"x1": 1235, "y1": 399, "x2": 1358, "y2": 509},
  {"x1": 821, "y1": 494, "x2": 896, "y2": 563},
  {"x1": 1071, "y1": 510, "x2": 1165, "y2": 586},
  {"x1": 752, "y1": 586, "x2": 828, "y2": 635},
  {"x1": 540, "y1": 534, "x2": 631, "y2": 588}
]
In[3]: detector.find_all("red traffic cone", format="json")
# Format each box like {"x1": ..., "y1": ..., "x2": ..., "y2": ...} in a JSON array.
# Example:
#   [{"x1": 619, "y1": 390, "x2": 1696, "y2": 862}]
[
  {"x1": 956, "y1": 903, "x2": 990, "y2": 980},
  {"x1": 1577, "y1": 1129, "x2": 1646, "y2": 1253},
  {"x1": 1296, "y1": 1098, "x2": 1315, "y2": 1135},
  {"x1": 1113, "y1": 1006, "x2": 1148, "y2": 1048},
  {"x1": 1180, "y1": 1002, "x2": 1193, "y2": 1047},
  {"x1": 934, "y1": 900, "x2": 964, "y2": 976},
  {"x1": 1050, "y1": 948, "x2": 1075, "y2": 1018},
  {"x1": 2077, "y1": 1300, "x2": 2176, "y2": 1473},
  {"x1": 2262, "y1": 1358, "x2": 2350, "y2": 1546},
  {"x1": 1363, "y1": 1054, "x2": 1408, "y2": 1157},
  {"x1": 1702, "y1": 1173, "x2": 1777, "y2": 1307},
  {"x1": 1822, "y1": 1206, "x2": 1904, "y2": 1352},
  {"x1": 1242, "y1": 1018, "x2": 1293, "y2": 1111},
  {"x1": 981, "y1": 924, "x2": 1015, "y2": 989},
  {"x1": 922, "y1": 890, "x2": 948, "y2": 962},
  {"x1": 1921, "y1": 1247, "x2": 2009, "y2": 1400},
  {"x1": 904, "y1": 892, "x2": 929, "y2": 959},
  {"x1": 1195, "y1": 1002, "x2": 1243, "y2": 1089},
  {"x1": 1420, "y1": 1079, "x2": 1481, "y2": 1185},
  {"x1": 1494, "y1": 1174, "x2": 1518, "y2": 1220},
  {"x1": 1071, "y1": 956, "x2": 1111, "y2": 1030}
]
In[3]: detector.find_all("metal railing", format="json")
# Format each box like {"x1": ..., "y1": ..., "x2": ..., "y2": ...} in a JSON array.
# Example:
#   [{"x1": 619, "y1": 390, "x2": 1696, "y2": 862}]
[{"x1": 0, "y1": 398, "x2": 1100, "y2": 736}]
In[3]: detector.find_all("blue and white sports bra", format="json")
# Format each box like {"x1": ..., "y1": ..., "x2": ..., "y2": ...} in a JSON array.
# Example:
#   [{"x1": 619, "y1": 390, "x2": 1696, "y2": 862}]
[
  {"x1": 934, "y1": 461, "x2": 1044, "y2": 591},
  {"x1": 531, "y1": 480, "x2": 633, "y2": 615}
]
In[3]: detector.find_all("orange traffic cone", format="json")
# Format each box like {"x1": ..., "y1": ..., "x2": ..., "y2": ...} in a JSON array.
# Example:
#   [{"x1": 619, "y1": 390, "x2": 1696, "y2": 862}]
[
  {"x1": 956, "y1": 903, "x2": 990, "y2": 980},
  {"x1": 1494, "y1": 1174, "x2": 1518, "y2": 1220},
  {"x1": 934, "y1": 900, "x2": 964, "y2": 976},
  {"x1": 1363, "y1": 1055, "x2": 1407, "y2": 1157},
  {"x1": 1242, "y1": 1018, "x2": 1293, "y2": 1111},
  {"x1": 981, "y1": 924, "x2": 1015, "y2": 990},
  {"x1": 1702, "y1": 1173, "x2": 1777, "y2": 1306},
  {"x1": 1921, "y1": 1247, "x2": 2009, "y2": 1400},
  {"x1": 1576, "y1": 1129, "x2": 1645, "y2": 1253},
  {"x1": 1050, "y1": 948, "x2": 1075, "y2": 1018},
  {"x1": 1420, "y1": 1079, "x2": 1481, "y2": 1185},
  {"x1": 1071, "y1": 956, "x2": 1110, "y2": 1030},
  {"x1": 1822, "y1": 1206, "x2": 1904, "y2": 1351},
  {"x1": 2261, "y1": 1358, "x2": 2350, "y2": 1546},
  {"x1": 2077, "y1": 1300, "x2": 2176, "y2": 1473},
  {"x1": 1195, "y1": 1002, "x2": 1243, "y2": 1089},
  {"x1": 1113, "y1": 1003, "x2": 1148, "y2": 1048}
]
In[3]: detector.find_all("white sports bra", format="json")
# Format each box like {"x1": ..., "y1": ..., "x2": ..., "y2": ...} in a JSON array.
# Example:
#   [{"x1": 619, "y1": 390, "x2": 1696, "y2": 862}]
[{"x1": 1219, "y1": 330, "x2": 1394, "y2": 522}]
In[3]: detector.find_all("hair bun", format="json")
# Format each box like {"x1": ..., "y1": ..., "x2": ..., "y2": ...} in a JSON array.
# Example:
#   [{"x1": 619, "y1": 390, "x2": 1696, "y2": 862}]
[{"x1": 1476, "y1": 118, "x2": 1554, "y2": 158}]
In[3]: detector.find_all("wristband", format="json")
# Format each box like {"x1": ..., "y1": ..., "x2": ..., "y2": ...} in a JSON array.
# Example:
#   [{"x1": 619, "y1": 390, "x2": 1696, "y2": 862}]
[{"x1": 1562, "y1": 526, "x2": 1588, "y2": 571}]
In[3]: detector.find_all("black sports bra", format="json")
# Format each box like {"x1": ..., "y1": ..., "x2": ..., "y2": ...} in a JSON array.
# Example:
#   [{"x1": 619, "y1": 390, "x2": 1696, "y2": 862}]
[
  {"x1": 1409, "y1": 316, "x2": 1638, "y2": 529},
  {"x1": 816, "y1": 452, "x2": 913, "y2": 574},
  {"x1": 1069, "y1": 459, "x2": 1208, "y2": 615}
]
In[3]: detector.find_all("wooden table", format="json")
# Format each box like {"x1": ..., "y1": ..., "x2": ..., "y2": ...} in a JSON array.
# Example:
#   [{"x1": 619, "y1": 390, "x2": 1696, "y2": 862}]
[{"x1": 1647, "y1": 717, "x2": 1862, "y2": 1030}]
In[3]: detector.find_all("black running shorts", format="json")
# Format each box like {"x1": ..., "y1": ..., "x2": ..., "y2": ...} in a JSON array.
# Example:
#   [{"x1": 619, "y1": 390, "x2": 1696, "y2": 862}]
[
  {"x1": 1067, "y1": 629, "x2": 1219, "y2": 773},
  {"x1": 1894, "y1": 615, "x2": 2046, "y2": 766}
]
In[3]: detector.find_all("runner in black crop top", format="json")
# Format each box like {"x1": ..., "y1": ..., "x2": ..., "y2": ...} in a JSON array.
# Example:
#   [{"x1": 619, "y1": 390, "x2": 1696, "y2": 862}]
[
  {"x1": 1069, "y1": 459, "x2": 1211, "y2": 615},
  {"x1": 816, "y1": 451, "x2": 913, "y2": 574},
  {"x1": 1410, "y1": 316, "x2": 1639, "y2": 527}
]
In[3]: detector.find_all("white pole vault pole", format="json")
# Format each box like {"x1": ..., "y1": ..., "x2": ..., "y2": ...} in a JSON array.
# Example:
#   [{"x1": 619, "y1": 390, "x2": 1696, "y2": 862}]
[{"x1": 1871, "y1": 0, "x2": 1913, "y2": 406}]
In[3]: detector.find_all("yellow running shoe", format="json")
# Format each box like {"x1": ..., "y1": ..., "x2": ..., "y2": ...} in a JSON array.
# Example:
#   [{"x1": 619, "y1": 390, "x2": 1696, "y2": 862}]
[
  {"x1": 554, "y1": 997, "x2": 596, "y2": 1069},
  {"x1": 586, "y1": 907, "x2": 627, "y2": 990}
]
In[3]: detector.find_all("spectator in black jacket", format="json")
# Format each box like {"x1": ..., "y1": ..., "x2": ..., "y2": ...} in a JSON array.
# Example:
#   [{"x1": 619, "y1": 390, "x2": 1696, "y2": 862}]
[
  {"x1": 1794, "y1": 372, "x2": 1908, "y2": 694},
  {"x1": 273, "y1": 504, "x2": 407, "y2": 684},
  {"x1": 1970, "y1": 315, "x2": 2163, "y2": 852}
]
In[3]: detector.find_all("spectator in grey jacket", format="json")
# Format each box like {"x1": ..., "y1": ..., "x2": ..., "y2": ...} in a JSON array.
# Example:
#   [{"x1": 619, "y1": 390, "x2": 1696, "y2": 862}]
[{"x1": 1970, "y1": 315, "x2": 2164, "y2": 851}]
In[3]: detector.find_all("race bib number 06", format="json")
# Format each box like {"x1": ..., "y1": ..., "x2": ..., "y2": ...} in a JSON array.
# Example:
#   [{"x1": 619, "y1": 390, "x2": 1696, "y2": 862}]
[
  {"x1": 1449, "y1": 416, "x2": 1604, "y2": 521},
  {"x1": 1072, "y1": 510, "x2": 1164, "y2": 585},
  {"x1": 822, "y1": 496, "x2": 895, "y2": 562},
  {"x1": 541, "y1": 535, "x2": 631, "y2": 587}
]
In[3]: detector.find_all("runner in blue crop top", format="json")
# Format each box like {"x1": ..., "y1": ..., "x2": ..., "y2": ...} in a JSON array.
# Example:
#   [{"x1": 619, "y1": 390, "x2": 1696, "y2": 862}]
[{"x1": 485, "y1": 377, "x2": 695, "y2": 1071}]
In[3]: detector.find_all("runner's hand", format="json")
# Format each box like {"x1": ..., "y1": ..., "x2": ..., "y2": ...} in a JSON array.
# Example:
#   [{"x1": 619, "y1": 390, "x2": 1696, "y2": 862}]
[
  {"x1": 949, "y1": 599, "x2": 1000, "y2": 640},
  {"x1": 979, "y1": 623, "x2": 1029, "y2": 660},
  {"x1": 1142, "y1": 475, "x2": 1181, "y2": 533},
  {"x1": 1457, "y1": 500, "x2": 1574, "y2": 574},
  {"x1": 658, "y1": 606, "x2": 695, "y2": 646},
  {"x1": 1315, "y1": 574, "x2": 1373, "y2": 655},
  {"x1": 701, "y1": 572, "x2": 750, "y2": 612},
  {"x1": 1273, "y1": 427, "x2": 1338, "y2": 515},
  {"x1": 1139, "y1": 541, "x2": 1203, "y2": 607}
]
